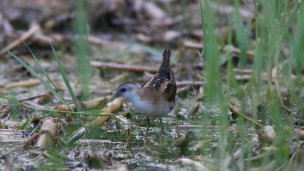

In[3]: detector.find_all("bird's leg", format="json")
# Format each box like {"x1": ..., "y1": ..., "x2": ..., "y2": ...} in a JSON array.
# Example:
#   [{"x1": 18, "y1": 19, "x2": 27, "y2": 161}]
[
  {"x1": 146, "y1": 117, "x2": 150, "y2": 135},
  {"x1": 125, "y1": 127, "x2": 132, "y2": 147},
  {"x1": 159, "y1": 118, "x2": 167, "y2": 145},
  {"x1": 159, "y1": 118, "x2": 164, "y2": 133},
  {"x1": 144, "y1": 117, "x2": 150, "y2": 146}
]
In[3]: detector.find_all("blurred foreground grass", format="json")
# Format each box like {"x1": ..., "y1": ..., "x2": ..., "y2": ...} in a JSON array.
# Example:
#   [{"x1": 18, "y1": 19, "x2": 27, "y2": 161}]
[
  {"x1": 200, "y1": 0, "x2": 304, "y2": 170},
  {"x1": 1, "y1": 0, "x2": 304, "y2": 170}
]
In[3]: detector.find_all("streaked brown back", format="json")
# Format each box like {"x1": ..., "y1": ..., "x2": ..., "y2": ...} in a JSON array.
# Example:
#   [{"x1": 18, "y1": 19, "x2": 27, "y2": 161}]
[{"x1": 143, "y1": 49, "x2": 176, "y2": 102}]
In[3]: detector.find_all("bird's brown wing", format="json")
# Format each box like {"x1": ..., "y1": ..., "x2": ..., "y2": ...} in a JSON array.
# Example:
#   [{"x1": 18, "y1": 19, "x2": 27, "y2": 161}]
[
  {"x1": 142, "y1": 70, "x2": 176, "y2": 102},
  {"x1": 163, "y1": 70, "x2": 176, "y2": 101},
  {"x1": 142, "y1": 49, "x2": 176, "y2": 102},
  {"x1": 142, "y1": 73, "x2": 163, "y2": 89},
  {"x1": 142, "y1": 73, "x2": 157, "y2": 88}
]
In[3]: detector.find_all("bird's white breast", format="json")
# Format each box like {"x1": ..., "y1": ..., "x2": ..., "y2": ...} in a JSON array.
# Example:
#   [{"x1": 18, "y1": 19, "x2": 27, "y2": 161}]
[{"x1": 130, "y1": 95, "x2": 170, "y2": 118}]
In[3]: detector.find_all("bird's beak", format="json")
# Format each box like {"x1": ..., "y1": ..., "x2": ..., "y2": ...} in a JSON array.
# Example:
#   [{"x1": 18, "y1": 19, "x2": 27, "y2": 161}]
[{"x1": 108, "y1": 94, "x2": 118, "y2": 102}]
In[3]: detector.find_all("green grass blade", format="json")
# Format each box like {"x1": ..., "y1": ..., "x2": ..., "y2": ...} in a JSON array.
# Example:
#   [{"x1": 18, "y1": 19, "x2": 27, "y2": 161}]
[
  {"x1": 24, "y1": 44, "x2": 60, "y2": 94},
  {"x1": 233, "y1": 1, "x2": 250, "y2": 67},
  {"x1": 20, "y1": 117, "x2": 32, "y2": 130},
  {"x1": 50, "y1": 42, "x2": 81, "y2": 111},
  {"x1": 292, "y1": 3, "x2": 304, "y2": 74},
  {"x1": 74, "y1": 0, "x2": 91, "y2": 100},
  {"x1": 24, "y1": 44, "x2": 72, "y2": 109},
  {"x1": 7, "y1": 51, "x2": 67, "y2": 106},
  {"x1": 0, "y1": 95, "x2": 19, "y2": 103}
]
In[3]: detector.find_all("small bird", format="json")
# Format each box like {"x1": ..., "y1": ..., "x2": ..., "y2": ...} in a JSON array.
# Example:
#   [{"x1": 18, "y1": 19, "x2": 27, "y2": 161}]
[{"x1": 111, "y1": 49, "x2": 176, "y2": 137}]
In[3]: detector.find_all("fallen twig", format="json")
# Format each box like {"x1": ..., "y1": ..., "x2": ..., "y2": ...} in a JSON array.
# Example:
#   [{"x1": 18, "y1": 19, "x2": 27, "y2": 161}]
[
  {"x1": 224, "y1": 45, "x2": 255, "y2": 58},
  {"x1": 177, "y1": 85, "x2": 193, "y2": 95},
  {"x1": 0, "y1": 78, "x2": 62, "y2": 93},
  {"x1": 175, "y1": 125, "x2": 236, "y2": 130},
  {"x1": 65, "y1": 97, "x2": 123, "y2": 145},
  {"x1": 87, "y1": 97, "x2": 123, "y2": 128},
  {"x1": 176, "y1": 81, "x2": 204, "y2": 87},
  {"x1": 228, "y1": 103, "x2": 264, "y2": 127},
  {"x1": 184, "y1": 101, "x2": 200, "y2": 118},
  {"x1": 54, "y1": 97, "x2": 106, "y2": 111},
  {"x1": 90, "y1": 60, "x2": 158, "y2": 73},
  {"x1": 0, "y1": 22, "x2": 40, "y2": 56},
  {"x1": 0, "y1": 79, "x2": 41, "y2": 93}
]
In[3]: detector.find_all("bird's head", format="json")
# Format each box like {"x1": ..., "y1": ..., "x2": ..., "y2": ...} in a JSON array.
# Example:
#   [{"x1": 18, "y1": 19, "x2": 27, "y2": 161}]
[{"x1": 109, "y1": 82, "x2": 138, "y2": 102}]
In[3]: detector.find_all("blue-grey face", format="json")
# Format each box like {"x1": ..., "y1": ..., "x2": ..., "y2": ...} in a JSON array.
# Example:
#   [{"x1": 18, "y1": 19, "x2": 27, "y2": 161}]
[{"x1": 113, "y1": 82, "x2": 137, "y2": 100}]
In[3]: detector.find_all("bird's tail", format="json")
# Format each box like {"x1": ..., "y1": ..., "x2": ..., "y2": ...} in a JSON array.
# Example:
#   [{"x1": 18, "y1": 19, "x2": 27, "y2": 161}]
[{"x1": 158, "y1": 49, "x2": 171, "y2": 79}]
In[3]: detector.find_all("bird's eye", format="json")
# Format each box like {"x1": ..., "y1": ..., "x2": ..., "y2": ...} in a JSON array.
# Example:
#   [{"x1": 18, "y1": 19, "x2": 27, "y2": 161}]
[{"x1": 120, "y1": 88, "x2": 127, "y2": 92}]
